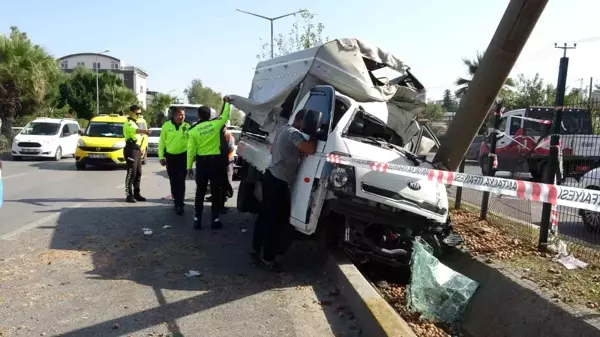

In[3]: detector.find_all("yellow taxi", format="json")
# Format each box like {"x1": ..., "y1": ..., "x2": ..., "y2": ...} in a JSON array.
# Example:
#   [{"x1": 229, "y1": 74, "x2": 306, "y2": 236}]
[{"x1": 75, "y1": 114, "x2": 148, "y2": 170}]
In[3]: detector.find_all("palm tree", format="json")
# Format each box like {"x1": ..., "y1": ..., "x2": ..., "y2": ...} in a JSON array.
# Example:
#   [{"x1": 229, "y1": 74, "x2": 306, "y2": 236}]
[
  {"x1": 101, "y1": 85, "x2": 139, "y2": 115},
  {"x1": 149, "y1": 93, "x2": 175, "y2": 125},
  {"x1": 0, "y1": 27, "x2": 60, "y2": 141},
  {"x1": 454, "y1": 52, "x2": 515, "y2": 99}
]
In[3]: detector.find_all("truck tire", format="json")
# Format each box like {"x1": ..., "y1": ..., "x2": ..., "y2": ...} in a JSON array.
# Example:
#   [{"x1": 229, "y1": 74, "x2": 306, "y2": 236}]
[
  {"x1": 479, "y1": 156, "x2": 496, "y2": 176},
  {"x1": 313, "y1": 212, "x2": 343, "y2": 265},
  {"x1": 581, "y1": 186, "x2": 600, "y2": 233}
]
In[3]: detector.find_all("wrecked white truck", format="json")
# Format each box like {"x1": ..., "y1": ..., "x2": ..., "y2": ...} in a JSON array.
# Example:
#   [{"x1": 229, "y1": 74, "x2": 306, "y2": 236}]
[{"x1": 230, "y1": 38, "x2": 461, "y2": 266}]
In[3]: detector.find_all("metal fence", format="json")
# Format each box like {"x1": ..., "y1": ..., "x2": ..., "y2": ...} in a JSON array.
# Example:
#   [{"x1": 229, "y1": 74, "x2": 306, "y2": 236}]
[{"x1": 443, "y1": 98, "x2": 600, "y2": 262}]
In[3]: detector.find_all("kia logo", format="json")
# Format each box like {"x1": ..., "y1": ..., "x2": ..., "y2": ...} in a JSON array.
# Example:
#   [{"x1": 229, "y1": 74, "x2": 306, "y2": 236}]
[{"x1": 408, "y1": 182, "x2": 421, "y2": 190}]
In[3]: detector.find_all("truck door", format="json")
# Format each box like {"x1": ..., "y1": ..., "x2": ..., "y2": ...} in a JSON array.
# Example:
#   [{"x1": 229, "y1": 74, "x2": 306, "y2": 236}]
[
  {"x1": 289, "y1": 85, "x2": 335, "y2": 229},
  {"x1": 496, "y1": 114, "x2": 523, "y2": 171}
]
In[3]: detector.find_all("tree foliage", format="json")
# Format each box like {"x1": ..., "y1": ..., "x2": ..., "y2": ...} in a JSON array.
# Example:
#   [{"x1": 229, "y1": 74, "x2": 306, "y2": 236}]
[
  {"x1": 0, "y1": 26, "x2": 60, "y2": 140},
  {"x1": 257, "y1": 9, "x2": 327, "y2": 60},
  {"x1": 58, "y1": 67, "x2": 128, "y2": 120},
  {"x1": 420, "y1": 103, "x2": 444, "y2": 121},
  {"x1": 184, "y1": 79, "x2": 222, "y2": 110},
  {"x1": 454, "y1": 52, "x2": 515, "y2": 99},
  {"x1": 147, "y1": 93, "x2": 175, "y2": 126},
  {"x1": 441, "y1": 89, "x2": 457, "y2": 112},
  {"x1": 101, "y1": 85, "x2": 138, "y2": 115}
]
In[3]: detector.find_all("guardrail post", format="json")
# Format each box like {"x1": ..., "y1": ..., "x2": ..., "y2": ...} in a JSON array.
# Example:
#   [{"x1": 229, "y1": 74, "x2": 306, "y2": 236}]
[
  {"x1": 480, "y1": 102, "x2": 503, "y2": 220},
  {"x1": 455, "y1": 159, "x2": 466, "y2": 210},
  {"x1": 539, "y1": 43, "x2": 573, "y2": 251}
]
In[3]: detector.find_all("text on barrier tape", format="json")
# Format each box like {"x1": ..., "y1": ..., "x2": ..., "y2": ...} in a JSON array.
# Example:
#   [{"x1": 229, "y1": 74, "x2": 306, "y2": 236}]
[{"x1": 320, "y1": 153, "x2": 600, "y2": 213}]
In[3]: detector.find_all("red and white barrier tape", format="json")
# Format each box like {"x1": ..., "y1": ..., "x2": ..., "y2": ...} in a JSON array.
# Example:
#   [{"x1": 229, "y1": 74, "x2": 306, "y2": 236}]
[
  {"x1": 321, "y1": 153, "x2": 600, "y2": 213},
  {"x1": 509, "y1": 115, "x2": 552, "y2": 125},
  {"x1": 551, "y1": 204, "x2": 559, "y2": 233}
]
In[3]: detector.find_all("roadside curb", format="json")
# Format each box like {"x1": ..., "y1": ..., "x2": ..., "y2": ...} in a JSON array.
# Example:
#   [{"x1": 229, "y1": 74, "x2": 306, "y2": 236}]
[{"x1": 326, "y1": 254, "x2": 417, "y2": 337}]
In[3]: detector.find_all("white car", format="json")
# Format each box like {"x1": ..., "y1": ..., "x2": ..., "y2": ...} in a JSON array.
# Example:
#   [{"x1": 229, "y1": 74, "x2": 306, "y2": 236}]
[
  {"x1": 11, "y1": 118, "x2": 80, "y2": 161},
  {"x1": 578, "y1": 168, "x2": 600, "y2": 231},
  {"x1": 147, "y1": 127, "x2": 161, "y2": 156}
]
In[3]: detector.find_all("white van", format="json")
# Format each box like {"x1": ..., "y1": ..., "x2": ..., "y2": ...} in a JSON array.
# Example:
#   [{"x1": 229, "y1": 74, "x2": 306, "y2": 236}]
[{"x1": 11, "y1": 118, "x2": 80, "y2": 161}]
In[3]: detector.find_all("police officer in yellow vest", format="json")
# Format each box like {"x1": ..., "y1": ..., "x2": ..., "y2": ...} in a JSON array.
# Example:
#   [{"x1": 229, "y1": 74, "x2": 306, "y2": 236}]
[
  {"x1": 187, "y1": 96, "x2": 232, "y2": 230},
  {"x1": 123, "y1": 104, "x2": 150, "y2": 203},
  {"x1": 158, "y1": 107, "x2": 190, "y2": 215}
]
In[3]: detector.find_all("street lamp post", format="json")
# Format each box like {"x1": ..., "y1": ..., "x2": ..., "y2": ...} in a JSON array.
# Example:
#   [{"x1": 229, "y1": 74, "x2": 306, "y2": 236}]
[
  {"x1": 236, "y1": 8, "x2": 306, "y2": 59},
  {"x1": 96, "y1": 49, "x2": 110, "y2": 115}
]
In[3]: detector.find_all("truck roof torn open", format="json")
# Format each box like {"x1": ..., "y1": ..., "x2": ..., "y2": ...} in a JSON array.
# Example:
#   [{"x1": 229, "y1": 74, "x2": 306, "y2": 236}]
[{"x1": 230, "y1": 38, "x2": 428, "y2": 136}]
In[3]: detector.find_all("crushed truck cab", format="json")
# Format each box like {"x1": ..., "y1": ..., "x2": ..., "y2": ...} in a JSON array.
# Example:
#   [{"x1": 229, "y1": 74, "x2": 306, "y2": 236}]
[{"x1": 233, "y1": 38, "x2": 460, "y2": 266}]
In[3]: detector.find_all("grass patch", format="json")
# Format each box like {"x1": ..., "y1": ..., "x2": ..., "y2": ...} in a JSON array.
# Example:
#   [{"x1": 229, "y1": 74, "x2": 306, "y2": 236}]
[{"x1": 507, "y1": 254, "x2": 600, "y2": 308}]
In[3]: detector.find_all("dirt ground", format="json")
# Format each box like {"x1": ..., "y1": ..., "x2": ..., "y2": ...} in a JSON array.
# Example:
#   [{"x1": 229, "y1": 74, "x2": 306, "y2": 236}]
[
  {"x1": 452, "y1": 208, "x2": 600, "y2": 309},
  {"x1": 375, "y1": 207, "x2": 600, "y2": 337},
  {"x1": 0, "y1": 193, "x2": 361, "y2": 337}
]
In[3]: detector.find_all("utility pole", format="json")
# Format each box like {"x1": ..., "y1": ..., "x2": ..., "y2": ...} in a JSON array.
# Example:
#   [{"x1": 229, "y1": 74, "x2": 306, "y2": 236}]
[
  {"x1": 589, "y1": 77, "x2": 593, "y2": 110},
  {"x1": 538, "y1": 42, "x2": 576, "y2": 250},
  {"x1": 236, "y1": 9, "x2": 306, "y2": 59},
  {"x1": 95, "y1": 49, "x2": 110, "y2": 115},
  {"x1": 433, "y1": 0, "x2": 549, "y2": 171}
]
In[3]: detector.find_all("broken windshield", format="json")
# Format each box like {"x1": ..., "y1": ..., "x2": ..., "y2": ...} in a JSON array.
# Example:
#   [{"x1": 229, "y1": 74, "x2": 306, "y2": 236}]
[{"x1": 346, "y1": 108, "x2": 404, "y2": 148}]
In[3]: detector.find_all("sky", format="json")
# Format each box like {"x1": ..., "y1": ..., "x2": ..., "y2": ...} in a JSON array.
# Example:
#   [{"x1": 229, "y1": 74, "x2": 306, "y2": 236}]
[{"x1": 1, "y1": 0, "x2": 599, "y2": 103}]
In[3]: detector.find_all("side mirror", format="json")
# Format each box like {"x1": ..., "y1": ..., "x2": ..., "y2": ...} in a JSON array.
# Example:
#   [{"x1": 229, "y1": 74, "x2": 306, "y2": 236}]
[
  {"x1": 301, "y1": 109, "x2": 322, "y2": 137},
  {"x1": 62, "y1": 132, "x2": 71, "y2": 137}
]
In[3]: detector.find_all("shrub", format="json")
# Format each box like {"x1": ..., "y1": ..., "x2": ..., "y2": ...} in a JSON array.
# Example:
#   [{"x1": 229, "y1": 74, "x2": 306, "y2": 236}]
[{"x1": 0, "y1": 134, "x2": 9, "y2": 152}]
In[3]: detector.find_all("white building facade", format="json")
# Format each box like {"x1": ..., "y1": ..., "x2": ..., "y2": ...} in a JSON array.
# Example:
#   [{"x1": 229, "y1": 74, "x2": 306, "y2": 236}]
[{"x1": 57, "y1": 53, "x2": 149, "y2": 108}]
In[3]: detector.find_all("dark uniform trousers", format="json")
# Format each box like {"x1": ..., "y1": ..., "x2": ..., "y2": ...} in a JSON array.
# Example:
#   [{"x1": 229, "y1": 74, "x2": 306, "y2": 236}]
[
  {"x1": 166, "y1": 152, "x2": 187, "y2": 207},
  {"x1": 252, "y1": 170, "x2": 292, "y2": 262},
  {"x1": 124, "y1": 140, "x2": 142, "y2": 196},
  {"x1": 195, "y1": 155, "x2": 223, "y2": 222}
]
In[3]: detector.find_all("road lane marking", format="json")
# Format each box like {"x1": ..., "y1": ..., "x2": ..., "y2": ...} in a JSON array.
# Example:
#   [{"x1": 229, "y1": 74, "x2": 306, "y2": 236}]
[
  {"x1": 1, "y1": 173, "x2": 29, "y2": 180},
  {"x1": 0, "y1": 203, "x2": 84, "y2": 240}
]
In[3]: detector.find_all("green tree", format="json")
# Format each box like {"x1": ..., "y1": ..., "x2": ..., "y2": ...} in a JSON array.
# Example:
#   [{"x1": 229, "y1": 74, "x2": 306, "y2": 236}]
[
  {"x1": 454, "y1": 52, "x2": 515, "y2": 99},
  {"x1": 0, "y1": 26, "x2": 60, "y2": 140},
  {"x1": 257, "y1": 9, "x2": 327, "y2": 60},
  {"x1": 441, "y1": 89, "x2": 457, "y2": 111},
  {"x1": 101, "y1": 85, "x2": 138, "y2": 115},
  {"x1": 564, "y1": 78, "x2": 589, "y2": 105},
  {"x1": 148, "y1": 93, "x2": 175, "y2": 126},
  {"x1": 59, "y1": 67, "x2": 128, "y2": 120},
  {"x1": 420, "y1": 103, "x2": 444, "y2": 121},
  {"x1": 184, "y1": 79, "x2": 222, "y2": 109},
  {"x1": 503, "y1": 73, "x2": 556, "y2": 109}
]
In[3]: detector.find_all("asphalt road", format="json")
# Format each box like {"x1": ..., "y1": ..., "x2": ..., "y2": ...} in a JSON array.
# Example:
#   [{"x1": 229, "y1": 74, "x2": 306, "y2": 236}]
[
  {"x1": 0, "y1": 157, "x2": 168, "y2": 238},
  {"x1": 0, "y1": 156, "x2": 360, "y2": 337}
]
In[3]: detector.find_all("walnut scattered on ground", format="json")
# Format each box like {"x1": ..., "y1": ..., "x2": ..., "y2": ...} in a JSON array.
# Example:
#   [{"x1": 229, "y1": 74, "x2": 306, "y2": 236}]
[{"x1": 378, "y1": 283, "x2": 461, "y2": 337}]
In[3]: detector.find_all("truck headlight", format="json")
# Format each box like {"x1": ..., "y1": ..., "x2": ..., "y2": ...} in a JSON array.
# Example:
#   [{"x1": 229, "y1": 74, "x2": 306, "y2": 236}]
[
  {"x1": 112, "y1": 141, "x2": 126, "y2": 149},
  {"x1": 325, "y1": 163, "x2": 356, "y2": 195},
  {"x1": 77, "y1": 139, "x2": 85, "y2": 147}
]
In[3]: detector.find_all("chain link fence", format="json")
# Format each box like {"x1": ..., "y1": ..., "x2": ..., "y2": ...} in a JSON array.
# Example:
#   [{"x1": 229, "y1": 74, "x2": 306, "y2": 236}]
[{"x1": 436, "y1": 98, "x2": 600, "y2": 263}]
